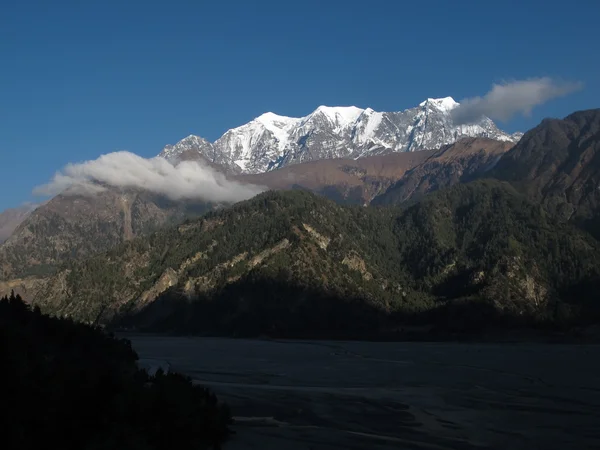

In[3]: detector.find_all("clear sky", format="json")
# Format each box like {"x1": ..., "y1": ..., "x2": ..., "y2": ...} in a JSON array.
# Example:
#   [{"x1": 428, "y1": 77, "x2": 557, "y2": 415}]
[{"x1": 1, "y1": 0, "x2": 598, "y2": 210}]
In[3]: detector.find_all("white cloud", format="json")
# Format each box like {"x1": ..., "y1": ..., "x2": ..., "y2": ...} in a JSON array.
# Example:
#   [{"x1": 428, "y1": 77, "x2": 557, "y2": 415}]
[
  {"x1": 451, "y1": 77, "x2": 583, "y2": 125},
  {"x1": 34, "y1": 151, "x2": 265, "y2": 203}
]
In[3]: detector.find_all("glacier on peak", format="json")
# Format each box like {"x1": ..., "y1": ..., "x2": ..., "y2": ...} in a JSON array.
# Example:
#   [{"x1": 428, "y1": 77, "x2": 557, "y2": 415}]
[
  {"x1": 255, "y1": 112, "x2": 299, "y2": 127},
  {"x1": 159, "y1": 98, "x2": 521, "y2": 175},
  {"x1": 308, "y1": 105, "x2": 365, "y2": 127},
  {"x1": 419, "y1": 96, "x2": 459, "y2": 111}
]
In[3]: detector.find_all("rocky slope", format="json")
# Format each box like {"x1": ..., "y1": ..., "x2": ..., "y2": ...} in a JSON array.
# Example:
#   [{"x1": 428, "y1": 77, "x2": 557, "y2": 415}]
[
  {"x1": 239, "y1": 149, "x2": 434, "y2": 205},
  {"x1": 160, "y1": 98, "x2": 521, "y2": 174},
  {"x1": 0, "y1": 189, "x2": 214, "y2": 281},
  {"x1": 0, "y1": 203, "x2": 39, "y2": 243},
  {"x1": 160, "y1": 135, "x2": 242, "y2": 174},
  {"x1": 33, "y1": 187, "x2": 600, "y2": 335},
  {"x1": 373, "y1": 138, "x2": 514, "y2": 205},
  {"x1": 243, "y1": 137, "x2": 515, "y2": 205},
  {"x1": 492, "y1": 109, "x2": 600, "y2": 236}
]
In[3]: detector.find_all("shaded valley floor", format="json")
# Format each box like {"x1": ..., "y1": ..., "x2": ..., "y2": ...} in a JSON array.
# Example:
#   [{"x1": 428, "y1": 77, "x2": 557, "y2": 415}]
[{"x1": 129, "y1": 336, "x2": 600, "y2": 449}]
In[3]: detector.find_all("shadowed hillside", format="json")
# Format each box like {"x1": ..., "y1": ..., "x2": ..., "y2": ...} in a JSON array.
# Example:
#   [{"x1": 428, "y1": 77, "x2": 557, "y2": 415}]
[{"x1": 34, "y1": 186, "x2": 600, "y2": 336}]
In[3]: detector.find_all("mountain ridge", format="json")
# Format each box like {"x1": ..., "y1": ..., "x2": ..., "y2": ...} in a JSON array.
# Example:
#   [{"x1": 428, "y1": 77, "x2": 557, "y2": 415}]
[
  {"x1": 0, "y1": 204, "x2": 39, "y2": 243},
  {"x1": 0, "y1": 137, "x2": 510, "y2": 284},
  {"x1": 5, "y1": 109, "x2": 600, "y2": 336},
  {"x1": 373, "y1": 138, "x2": 514, "y2": 205},
  {"x1": 0, "y1": 190, "x2": 216, "y2": 281},
  {"x1": 33, "y1": 185, "x2": 600, "y2": 334},
  {"x1": 491, "y1": 108, "x2": 600, "y2": 237},
  {"x1": 160, "y1": 97, "x2": 522, "y2": 174}
]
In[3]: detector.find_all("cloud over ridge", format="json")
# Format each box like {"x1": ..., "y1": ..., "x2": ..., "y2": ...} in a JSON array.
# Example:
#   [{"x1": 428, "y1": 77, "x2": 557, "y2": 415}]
[
  {"x1": 452, "y1": 77, "x2": 583, "y2": 125},
  {"x1": 34, "y1": 151, "x2": 265, "y2": 203}
]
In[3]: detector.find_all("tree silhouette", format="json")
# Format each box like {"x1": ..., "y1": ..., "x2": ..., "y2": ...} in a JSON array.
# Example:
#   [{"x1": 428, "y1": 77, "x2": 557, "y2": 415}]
[{"x1": 0, "y1": 294, "x2": 231, "y2": 450}]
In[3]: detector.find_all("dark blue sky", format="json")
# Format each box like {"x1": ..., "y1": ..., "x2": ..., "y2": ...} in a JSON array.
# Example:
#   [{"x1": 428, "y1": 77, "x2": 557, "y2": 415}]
[{"x1": 1, "y1": 0, "x2": 598, "y2": 209}]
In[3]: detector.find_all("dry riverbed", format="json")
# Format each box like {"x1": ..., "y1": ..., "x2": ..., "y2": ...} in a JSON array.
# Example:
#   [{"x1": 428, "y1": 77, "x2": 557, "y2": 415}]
[{"x1": 128, "y1": 335, "x2": 600, "y2": 449}]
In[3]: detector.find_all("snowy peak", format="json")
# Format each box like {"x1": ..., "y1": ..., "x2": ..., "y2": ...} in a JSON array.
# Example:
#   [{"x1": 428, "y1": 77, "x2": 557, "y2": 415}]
[
  {"x1": 253, "y1": 112, "x2": 300, "y2": 152},
  {"x1": 307, "y1": 106, "x2": 365, "y2": 129},
  {"x1": 255, "y1": 112, "x2": 299, "y2": 128},
  {"x1": 159, "y1": 134, "x2": 241, "y2": 174},
  {"x1": 354, "y1": 109, "x2": 385, "y2": 147},
  {"x1": 159, "y1": 98, "x2": 521, "y2": 175},
  {"x1": 159, "y1": 135, "x2": 213, "y2": 162},
  {"x1": 419, "y1": 97, "x2": 459, "y2": 111}
]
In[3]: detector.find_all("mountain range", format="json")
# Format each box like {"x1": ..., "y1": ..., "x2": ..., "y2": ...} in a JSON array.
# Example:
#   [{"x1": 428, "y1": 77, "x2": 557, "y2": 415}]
[
  {"x1": 2, "y1": 103, "x2": 600, "y2": 337},
  {"x1": 0, "y1": 137, "x2": 511, "y2": 285},
  {"x1": 160, "y1": 97, "x2": 522, "y2": 173},
  {"x1": 35, "y1": 179, "x2": 600, "y2": 335},
  {"x1": 0, "y1": 97, "x2": 522, "y2": 284}
]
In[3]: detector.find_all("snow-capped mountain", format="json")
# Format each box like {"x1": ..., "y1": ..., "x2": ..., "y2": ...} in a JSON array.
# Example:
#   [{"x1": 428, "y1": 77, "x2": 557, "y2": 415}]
[{"x1": 159, "y1": 97, "x2": 522, "y2": 174}]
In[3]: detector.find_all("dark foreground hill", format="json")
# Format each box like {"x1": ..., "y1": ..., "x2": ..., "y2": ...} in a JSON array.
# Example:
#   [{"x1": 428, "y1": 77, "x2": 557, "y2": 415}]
[
  {"x1": 0, "y1": 291, "x2": 231, "y2": 450},
  {"x1": 34, "y1": 186, "x2": 600, "y2": 337}
]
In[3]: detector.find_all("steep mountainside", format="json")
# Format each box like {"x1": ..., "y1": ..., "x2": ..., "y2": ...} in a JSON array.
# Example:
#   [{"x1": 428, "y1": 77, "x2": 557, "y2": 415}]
[
  {"x1": 492, "y1": 109, "x2": 600, "y2": 236},
  {"x1": 160, "y1": 135, "x2": 242, "y2": 174},
  {"x1": 160, "y1": 98, "x2": 521, "y2": 174},
  {"x1": 373, "y1": 138, "x2": 514, "y2": 205},
  {"x1": 35, "y1": 187, "x2": 600, "y2": 335},
  {"x1": 0, "y1": 203, "x2": 38, "y2": 243},
  {"x1": 0, "y1": 137, "x2": 511, "y2": 287},
  {"x1": 239, "y1": 149, "x2": 434, "y2": 204},
  {"x1": 0, "y1": 189, "x2": 214, "y2": 281}
]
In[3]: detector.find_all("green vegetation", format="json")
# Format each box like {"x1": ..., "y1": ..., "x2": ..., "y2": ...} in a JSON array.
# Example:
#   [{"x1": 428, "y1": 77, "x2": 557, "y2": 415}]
[
  {"x1": 35, "y1": 182, "x2": 600, "y2": 336},
  {"x1": 0, "y1": 191, "x2": 213, "y2": 280},
  {"x1": 490, "y1": 109, "x2": 600, "y2": 239},
  {"x1": 1, "y1": 291, "x2": 231, "y2": 450}
]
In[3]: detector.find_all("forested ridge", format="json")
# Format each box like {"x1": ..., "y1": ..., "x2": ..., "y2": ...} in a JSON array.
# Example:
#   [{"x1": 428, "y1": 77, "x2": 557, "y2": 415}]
[{"x1": 34, "y1": 181, "x2": 600, "y2": 337}]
